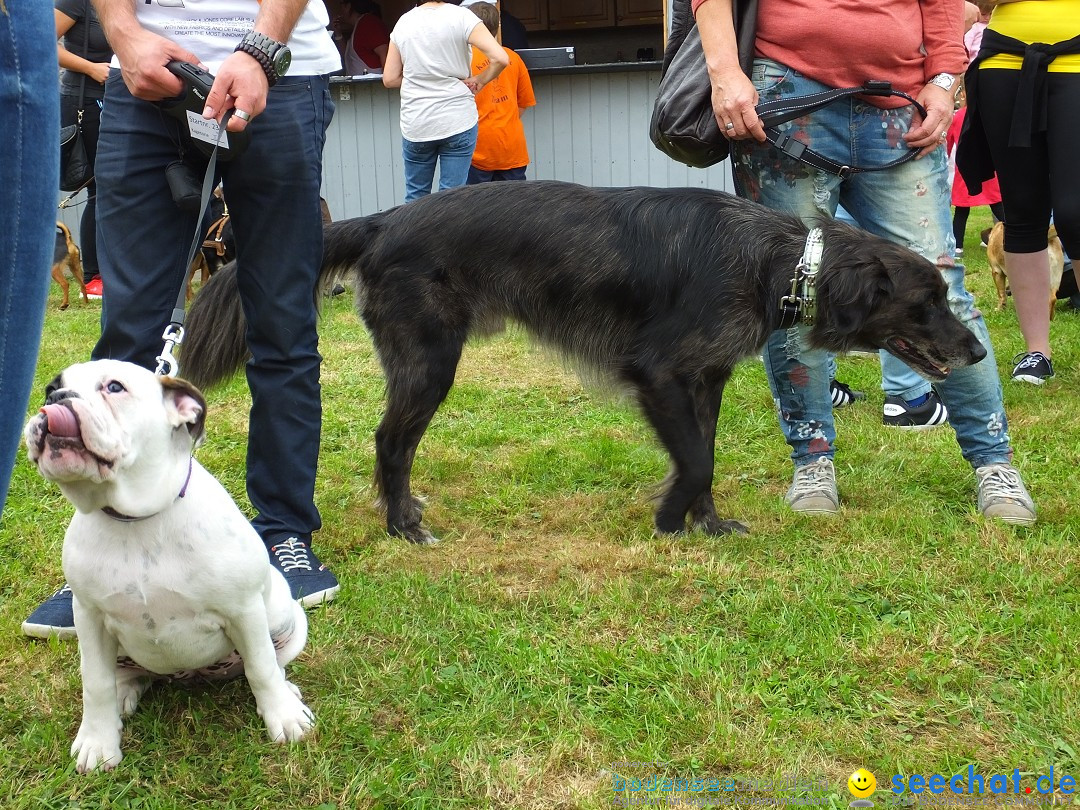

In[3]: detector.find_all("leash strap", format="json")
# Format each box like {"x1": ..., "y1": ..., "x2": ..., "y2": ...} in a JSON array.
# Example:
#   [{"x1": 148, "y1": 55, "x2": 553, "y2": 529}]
[
  {"x1": 778, "y1": 228, "x2": 825, "y2": 329},
  {"x1": 756, "y1": 81, "x2": 928, "y2": 178},
  {"x1": 155, "y1": 110, "x2": 234, "y2": 377}
]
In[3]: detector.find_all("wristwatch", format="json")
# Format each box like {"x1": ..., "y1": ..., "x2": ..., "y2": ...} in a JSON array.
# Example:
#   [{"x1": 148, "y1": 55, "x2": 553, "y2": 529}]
[
  {"x1": 928, "y1": 72, "x2": 957, "y2": 93},
  {"x1": 234, "y1": 31, "x2": 292, "y2": 87}
]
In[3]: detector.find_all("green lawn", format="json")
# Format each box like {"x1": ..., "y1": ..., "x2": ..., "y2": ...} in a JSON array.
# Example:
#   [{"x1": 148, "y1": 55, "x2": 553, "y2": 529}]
[{"x1": 2, "y1": 207, "x2": 1078, "y2": 809}]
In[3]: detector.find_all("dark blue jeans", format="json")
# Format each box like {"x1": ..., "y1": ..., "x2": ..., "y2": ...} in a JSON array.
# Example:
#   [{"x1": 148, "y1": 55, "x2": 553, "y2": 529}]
[
  {"x1": 93, "y1": 73, "x2": 334, "y2": 540},
  {"x1": 0, "y1": 0, "x2": 57, "y2": 512}
]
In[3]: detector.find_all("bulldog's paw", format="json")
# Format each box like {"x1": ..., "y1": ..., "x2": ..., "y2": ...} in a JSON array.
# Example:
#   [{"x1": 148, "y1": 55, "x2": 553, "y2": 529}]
[
  {"x1": 72, "y1": 724, "x2": 123, "y2": 773},
  {"x1": 259, "y1": 691, "x2": 315, "y2": 743},
  {"x1": 116, "y1": 676, "x2": 152, "y2": 717}
]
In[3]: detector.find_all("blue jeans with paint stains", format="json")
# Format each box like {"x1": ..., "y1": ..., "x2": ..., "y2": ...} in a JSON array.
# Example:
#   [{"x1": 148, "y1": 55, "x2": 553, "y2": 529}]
[{"x1": 733, "y1": 59, "x2": 1012, "y2": 469}]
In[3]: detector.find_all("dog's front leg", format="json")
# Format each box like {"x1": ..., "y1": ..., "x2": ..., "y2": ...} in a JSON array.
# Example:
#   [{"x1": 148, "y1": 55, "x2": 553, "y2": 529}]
[
  {"x1": 71, "y1": 600, "x2": 124, "y2": 773},
  {"x1": 226, "y1": 603, "x2": 314, "y2": 743}
]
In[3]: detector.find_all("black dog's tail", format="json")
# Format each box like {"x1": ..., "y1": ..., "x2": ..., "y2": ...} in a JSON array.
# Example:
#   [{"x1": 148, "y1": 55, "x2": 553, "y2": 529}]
[{"x1": 180, "y1": 215, "x2": 383, "y2": 390}]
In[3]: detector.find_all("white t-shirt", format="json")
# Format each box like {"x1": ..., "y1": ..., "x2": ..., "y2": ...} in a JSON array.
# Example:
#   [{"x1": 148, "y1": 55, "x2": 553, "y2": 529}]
[
  {"x1": 390, "y1": 3, "x2": 482, "y2": 142},
  {"x1": 117, "y1": 0, "x2": 340, "y2": 76}
]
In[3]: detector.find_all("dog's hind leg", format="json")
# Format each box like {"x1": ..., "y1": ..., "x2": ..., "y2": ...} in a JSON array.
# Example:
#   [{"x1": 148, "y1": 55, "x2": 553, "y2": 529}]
[
  {"x1": 630, "y1": 369, "x2": 748, "y2": 536},
  {"x1": 374, "y1": 335, "x2": 464, "y2": 545}
]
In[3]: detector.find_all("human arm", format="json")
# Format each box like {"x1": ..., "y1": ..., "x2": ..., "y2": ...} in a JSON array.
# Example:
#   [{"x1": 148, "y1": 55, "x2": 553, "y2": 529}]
[
  {"x1": 382, "y1": 41, "x2": 402, "y2": 88},
  {"x1": 91, "y1": 0, "x2": 201, "y2": 100},
  {"x1": 373, "y1": 42, "x2": 389, "y2": 68},
  {"x1": 55, "y1": 10, "x2": 111, "y2": 85},
  {"x1": 695, "y1": 0, "x2": 765, "y2": 141},
  {"x1": 203, "y1": 0, "x2": 311, "y2": 131},
  {"x1": 464, "y1": 22, "x2": 509, "y2": 94},
  {"x1": 904, "y1": 0, "x2": 966, "y2": 157}
]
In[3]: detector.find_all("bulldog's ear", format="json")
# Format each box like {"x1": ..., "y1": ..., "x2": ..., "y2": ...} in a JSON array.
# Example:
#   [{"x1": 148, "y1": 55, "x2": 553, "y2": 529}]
[{"x1": 160, "y1": 376, "x2": 207, "y2": 446}]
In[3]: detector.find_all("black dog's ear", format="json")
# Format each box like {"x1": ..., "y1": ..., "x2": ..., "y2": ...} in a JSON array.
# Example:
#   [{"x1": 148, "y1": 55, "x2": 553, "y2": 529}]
[{"x1": 819, "y1": 254, "x2": 894, "y2": 335}]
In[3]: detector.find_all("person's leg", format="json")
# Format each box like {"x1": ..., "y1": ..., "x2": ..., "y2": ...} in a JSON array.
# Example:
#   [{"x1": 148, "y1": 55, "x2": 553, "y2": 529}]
[
  {"x1": 92, "y1": 74, "x2": 204, "y2": 369},
  {"x1": 978, "y1": 69, "x2": 1054, "y2": 364},
  {"x1": 733, "y1": 59, "x2": 845, "y2": 512},
  {"x1": 402, "y1": 137, "x2": 438, "y2": 202},
  {"x1": 223, "y1": 75, "x2": 337, "y2": 605},
  {"x1": 953, "y1": 206, "x2": 970, "y2": 256},
  {"x1": 1046, "y1": 72, "x2": 1080, "y2": 283},
  {"x1": 80, "y1": 99, "x2": 103, "y2": 283},
  {"x1": 435, "y1": 124, "x2": 478, "y2": 192},
  {"x1": 467, "y1": 165, "x2": 493, "y2": 185},
  {"x1": 0, "y1": 0, "x2": 57, "y2": 511},
  {"x1": 493, "y1": 166, "x2": 528, "y2": 182}
]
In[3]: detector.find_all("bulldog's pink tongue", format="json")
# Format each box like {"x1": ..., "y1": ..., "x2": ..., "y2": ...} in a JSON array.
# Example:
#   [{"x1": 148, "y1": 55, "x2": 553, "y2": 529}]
[{"x1": 41, "y1": 404, "x2": 80, "y2": 437}]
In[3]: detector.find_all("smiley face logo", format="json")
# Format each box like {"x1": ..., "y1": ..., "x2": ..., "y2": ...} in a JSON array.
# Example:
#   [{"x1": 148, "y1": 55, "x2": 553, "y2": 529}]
[{"x1": 848, "y1": 769, "x2": 877, "y2": 799}]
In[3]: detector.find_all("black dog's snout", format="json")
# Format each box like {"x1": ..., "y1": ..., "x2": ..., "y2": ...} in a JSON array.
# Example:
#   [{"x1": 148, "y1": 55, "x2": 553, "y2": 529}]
[
  {"x1": 44, "y1": 388, "x2": 81, "y2": 407},
  {"x1": 971, "y1": 338, "x2": 988, "y2": 364}
]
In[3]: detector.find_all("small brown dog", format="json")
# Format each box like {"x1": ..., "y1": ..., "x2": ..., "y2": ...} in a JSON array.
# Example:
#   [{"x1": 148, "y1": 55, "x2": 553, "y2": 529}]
[
  {"x1": 52, "y1": 222, "x2": 88, "y2": 310},
  {"x1": 986, "y1": 222, "x2": 1065, "y2": 319}
]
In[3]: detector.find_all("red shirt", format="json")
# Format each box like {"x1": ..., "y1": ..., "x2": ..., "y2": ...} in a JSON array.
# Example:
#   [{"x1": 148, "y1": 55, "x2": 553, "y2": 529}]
[
  {"x1": 348, "y1": 13, "x2": 390, "y2": 71},
  {"x1": 692, "y1": 0, "x2": 967, "y2": 106}
]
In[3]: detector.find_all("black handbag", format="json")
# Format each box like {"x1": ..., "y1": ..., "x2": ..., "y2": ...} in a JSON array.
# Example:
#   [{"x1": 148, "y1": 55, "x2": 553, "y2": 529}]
[
  {"x1": 649, "y1": 0, "x2": 758, "y2": 169},
  {"x1": 59, "y1": 1, "x2": 94, "y2": 192}
]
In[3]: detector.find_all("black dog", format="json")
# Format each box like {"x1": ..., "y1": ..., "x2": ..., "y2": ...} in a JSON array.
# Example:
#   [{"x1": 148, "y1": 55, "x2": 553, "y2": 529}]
[{"x1": 182, "y1": 181, "x2": 986, "y2": 542}]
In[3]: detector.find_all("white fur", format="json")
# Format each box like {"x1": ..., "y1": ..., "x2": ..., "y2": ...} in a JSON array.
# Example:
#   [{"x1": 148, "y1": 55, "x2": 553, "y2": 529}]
[{"x1": 24, "y1": 360, "x2": 313, "y2": 773}]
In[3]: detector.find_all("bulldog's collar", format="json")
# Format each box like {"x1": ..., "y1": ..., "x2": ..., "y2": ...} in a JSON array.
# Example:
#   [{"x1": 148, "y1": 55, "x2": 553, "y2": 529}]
[
  {"x1": 778, "y1": 228, "x2": 824, "y2": 329},
  {"x1": 101, "y1": 457, "x2": 193, "y2": 522}
]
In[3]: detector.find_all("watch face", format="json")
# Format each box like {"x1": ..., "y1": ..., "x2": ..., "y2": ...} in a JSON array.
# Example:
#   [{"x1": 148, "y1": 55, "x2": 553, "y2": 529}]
[{"x1": 274, "y1": 47, "x2": 292, "y2": 77}]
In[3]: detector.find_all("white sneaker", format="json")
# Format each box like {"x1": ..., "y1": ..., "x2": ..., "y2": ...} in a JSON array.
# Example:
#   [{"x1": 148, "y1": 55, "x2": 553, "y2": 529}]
[
  {"x1": 786, "y1": 457, "x2": 838, "y2": 514},
  {"x1": 976, "y1": 464, "x2": 1036, "y2": 525}
]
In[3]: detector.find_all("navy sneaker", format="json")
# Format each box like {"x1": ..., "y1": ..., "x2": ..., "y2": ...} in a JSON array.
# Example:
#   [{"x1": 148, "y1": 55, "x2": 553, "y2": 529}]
[
  {"x1": 266, "y1": 535, "x2": 340, "y2": 607},
  {"x1": 23, "y1": 584, "x2": 76, "y2": 640},
  {"x1": 1011, "y1": 352, "x2": 1054, "y2": 384},
  {"x1": 830, "y1": 379, "x2": 865, "y2": 408}
]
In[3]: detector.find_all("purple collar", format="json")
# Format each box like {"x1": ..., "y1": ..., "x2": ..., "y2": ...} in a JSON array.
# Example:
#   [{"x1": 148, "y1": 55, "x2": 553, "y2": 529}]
[{"x1": 101, "y1": 457, "x2": 193, "y2": 522}]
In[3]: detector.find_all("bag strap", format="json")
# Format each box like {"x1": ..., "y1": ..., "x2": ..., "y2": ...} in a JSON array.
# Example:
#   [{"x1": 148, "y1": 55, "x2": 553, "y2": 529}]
[
  {"x1": 756, "y1": 81, "x2": 928, "y2": 178},
  {"x1": 76, "y1": 0, "x2": 90, "y2": 112}
]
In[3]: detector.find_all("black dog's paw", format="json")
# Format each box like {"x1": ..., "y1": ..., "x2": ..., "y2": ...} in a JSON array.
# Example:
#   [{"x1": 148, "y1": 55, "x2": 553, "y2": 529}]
[
  {"x1": 693, "y1": 517, "x2": 750, "y2": 536},
  {"x1": 389, "y1": 522, "x2": 441, "y2": 545}
]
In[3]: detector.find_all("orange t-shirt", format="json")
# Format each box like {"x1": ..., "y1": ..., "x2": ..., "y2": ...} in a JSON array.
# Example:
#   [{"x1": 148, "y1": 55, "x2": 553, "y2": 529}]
[{"x1": 470, "y1": 47, "x2": 536, "y2": 171}]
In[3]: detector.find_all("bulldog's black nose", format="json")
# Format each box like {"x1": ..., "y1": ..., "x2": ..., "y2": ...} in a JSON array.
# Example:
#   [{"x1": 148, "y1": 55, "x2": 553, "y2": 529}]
[{"x1": 44, "y1": 388, "x2": 80, "y2": 406}]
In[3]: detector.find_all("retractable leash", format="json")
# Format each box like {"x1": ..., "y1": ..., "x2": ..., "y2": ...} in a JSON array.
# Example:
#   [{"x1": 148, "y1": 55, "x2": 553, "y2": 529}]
[
  {"x1": 58, "y1": 176, "x2": 94, "y2": 210},
  {"x1": 155, "y1": 108, "x2": 235, "y2": 377}
]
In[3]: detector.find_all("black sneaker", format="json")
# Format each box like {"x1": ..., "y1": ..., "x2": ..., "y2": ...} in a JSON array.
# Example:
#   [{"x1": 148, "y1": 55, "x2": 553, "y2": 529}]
[
  {"x1": 830, "y1": 379, "x2": 865, "y2": 408},
  {"x1": 22, "y1": 584, "x2": 76, "y2": 640},
  {"x1": 266, "y1": 534, "x2": 340, "y2": 607},
  {"x1": 1011, "y1": 352, "x2": 1054, "y2": 384},
  {"x1": 882, "y1": 391, "x2": 948, "y2": 430}
]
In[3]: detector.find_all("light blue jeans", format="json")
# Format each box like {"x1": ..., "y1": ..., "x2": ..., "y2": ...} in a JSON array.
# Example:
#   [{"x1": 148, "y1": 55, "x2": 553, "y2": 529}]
[
  {"x1": 733, "y1": 59, "x2": 1012, "y2": 469},
  {"x1": 402, "y1": 124, "x2": 478, "y2": 202},
  {"x1": 0, "y1": 1, "x2": 58, "y2": 512}
]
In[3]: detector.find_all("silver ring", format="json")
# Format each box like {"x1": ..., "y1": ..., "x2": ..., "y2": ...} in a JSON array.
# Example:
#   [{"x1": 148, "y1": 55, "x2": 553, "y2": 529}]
[
  {"x1": 724, "y1": 122, "x2": 735, "y2": 131},
  {"x1": 234, "y1": 109, "x2": 252, "y2": 122},
  {"x1": 939, "y1": 130, "x2": 947, "y2": 140}
]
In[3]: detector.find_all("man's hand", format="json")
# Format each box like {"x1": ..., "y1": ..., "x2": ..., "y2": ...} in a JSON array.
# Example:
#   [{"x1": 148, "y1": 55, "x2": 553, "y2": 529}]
[
  {"x1": 113, "y1": 29, "x2": 201, "y2": 101},
  {"x1": 202, "y1": 51, "x2": 269, "y2": 132},
  {"x1": 904, "y1": 83, "x2": 956, "y2": 158}
]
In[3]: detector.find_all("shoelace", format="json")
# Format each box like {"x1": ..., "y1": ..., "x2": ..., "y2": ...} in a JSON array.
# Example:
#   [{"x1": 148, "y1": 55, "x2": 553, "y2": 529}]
[
  {"x1": 1013, "y1": 352, "x2": 1048, "y2": 371},
  {"x1": 978, "y1": 466, "x2": 1026, "y2": 501},
  {"x1": 271, "y1": 538, "x2": 313, "y2": 573},
  {"x1": 791, "y1": 460, "x2": 834, "y2": 496}
]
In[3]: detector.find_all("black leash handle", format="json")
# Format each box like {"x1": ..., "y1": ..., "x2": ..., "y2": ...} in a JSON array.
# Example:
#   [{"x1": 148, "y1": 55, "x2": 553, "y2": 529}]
[{"x1": 755, "y1": 81, "x2": 928, "y2": 178}]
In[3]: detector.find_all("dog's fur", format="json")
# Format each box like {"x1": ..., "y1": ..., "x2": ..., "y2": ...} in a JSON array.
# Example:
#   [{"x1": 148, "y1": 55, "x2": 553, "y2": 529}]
[
  {"x1": 987, "y1": 222, "x2": 1065, "y2": 319},
  {"x1": 52, "y1": 222, "x2": 87, "y2": 310},
  {"x1": 182, "y1": 181, "x2": 987, "y2": 541},
  {"x1": 24, "y1": 361, "x2": 313, "y2": 772}
]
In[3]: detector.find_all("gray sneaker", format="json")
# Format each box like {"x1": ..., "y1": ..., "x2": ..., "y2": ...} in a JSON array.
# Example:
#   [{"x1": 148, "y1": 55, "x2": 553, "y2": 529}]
[
  {"x1": 786, "y1": 457, "x2": 838, "y2": 514},
  {"x1": 976, "y1": 464, "x2": 1036, "y2": 525}
]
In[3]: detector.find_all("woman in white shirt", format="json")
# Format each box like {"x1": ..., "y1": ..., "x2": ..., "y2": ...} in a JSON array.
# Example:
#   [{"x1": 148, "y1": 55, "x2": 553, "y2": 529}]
[{"x1": 383, "y1": 0, "x2": 508, "y2": 200}]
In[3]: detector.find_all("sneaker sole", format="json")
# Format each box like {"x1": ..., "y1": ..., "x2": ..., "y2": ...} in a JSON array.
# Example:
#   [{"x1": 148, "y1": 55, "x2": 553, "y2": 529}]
[
  {"x1": 983, "y1": 511, "x2": 1037, "y2": 526},
  {"x1": 21, "y1": 621, "x2": 77, "y2": 641},
  {"x1": 1012, "y1": 374, "x2": 1051, "y2": 385},
  {"x1": 883, "y1": 420, "x2": 948, "y2": 431},
  {"x1": 297, "y1": 584, "x2": 341, "y2": 608}
]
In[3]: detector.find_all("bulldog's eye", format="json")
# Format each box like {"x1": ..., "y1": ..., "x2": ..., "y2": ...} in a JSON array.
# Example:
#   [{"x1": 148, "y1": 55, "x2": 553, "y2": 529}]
[{"x1": 105, "y1": 380, "x2": 127, "y2": 394}]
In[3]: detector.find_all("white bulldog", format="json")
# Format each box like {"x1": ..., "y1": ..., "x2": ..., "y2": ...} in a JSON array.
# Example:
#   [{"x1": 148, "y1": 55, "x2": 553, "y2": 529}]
[{"x1": 24, "y1": 360, "x2": 314, "y2": 773}]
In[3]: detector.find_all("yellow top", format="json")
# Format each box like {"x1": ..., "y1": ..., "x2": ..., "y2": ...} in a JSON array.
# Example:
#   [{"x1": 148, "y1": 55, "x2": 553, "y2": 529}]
[{"x1": 983, "y1": 0, "x2": 1080, "y2": 71}]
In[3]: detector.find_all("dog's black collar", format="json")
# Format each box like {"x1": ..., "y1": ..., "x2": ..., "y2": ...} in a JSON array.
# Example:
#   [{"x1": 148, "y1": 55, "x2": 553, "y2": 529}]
[
  {"x1": 778, "y1": 228, "x2": 824, "y2": 329},
  {"x1": 101, "y1": 457, "x2": 193, "y2": 522}
]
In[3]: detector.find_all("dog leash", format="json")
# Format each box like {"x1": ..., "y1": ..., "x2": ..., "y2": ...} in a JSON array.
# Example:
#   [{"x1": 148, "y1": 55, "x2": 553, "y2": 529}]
[
  {"x1": 155, "y1": 110, "x2": 235, "y2": 378},
  {"x1": 756, "y1": 81, "x2": 928, "y2": 178},
  {"x1": 778, "y1": 228, "x2": 824, "y2": 329}
]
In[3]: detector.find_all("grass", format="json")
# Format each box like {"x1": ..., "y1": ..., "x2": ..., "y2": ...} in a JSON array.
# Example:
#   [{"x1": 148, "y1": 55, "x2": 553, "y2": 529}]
[{"x1": 2, "y1": 207, "x2": 1079, "y2": 809}]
